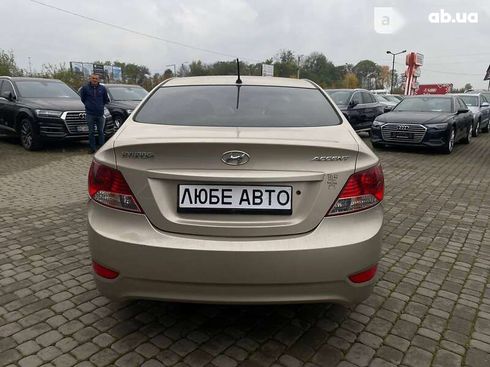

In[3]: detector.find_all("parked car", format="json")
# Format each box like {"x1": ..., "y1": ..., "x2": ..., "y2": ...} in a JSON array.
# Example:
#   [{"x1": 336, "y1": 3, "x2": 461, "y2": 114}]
[
  {"x1": 465, "y1": 89, "x2": 490, "y2": 102},
  {"x1": 325, "y1": 89, "x2": 385, "y2": 132},
  {"x1": 0, "y1": 77, "x2": 114, "y2": 150},
  {"x1": 105, "y1": 84, "x2": 148, "y2": 129},
  {"x1": 373, "y1": 94, "x2": 397, "y2": 112},
  {"x1": 88, "y1": 76, "x2": 384, "y2": 305},
  {"x1": 449, "y1": 93, "x2": 490, "y2": 136},
  {"x1": 371, "y1": 95, "x2": 474, "y2": 154}
]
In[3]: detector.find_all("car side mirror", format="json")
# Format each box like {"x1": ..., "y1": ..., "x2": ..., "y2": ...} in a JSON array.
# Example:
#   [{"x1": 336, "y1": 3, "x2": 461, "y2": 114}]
[
  {"x1": 457, "y1": 108, "x2": 469, "y2": 114},
  {"x1": 481, "y1": 102, "x2": 489, "y2": 108},
  {"x1": 349, "y1": 100, "x2": 358, "y2": 108}
]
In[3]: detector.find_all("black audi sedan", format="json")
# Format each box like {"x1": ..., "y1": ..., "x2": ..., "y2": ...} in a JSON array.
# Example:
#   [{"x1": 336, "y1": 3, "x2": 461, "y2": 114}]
[
  {"x1": 370, "y1": 95, "x2": 473, "y2": 154},
  {"x1": 105, "y1": 84, "x2": 148, "y2": 129}
]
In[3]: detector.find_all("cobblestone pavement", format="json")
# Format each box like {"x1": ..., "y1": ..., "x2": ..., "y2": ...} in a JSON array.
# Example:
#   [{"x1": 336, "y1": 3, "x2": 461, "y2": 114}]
[{"x1": 1, "y1": 133, "x2": 489, "y2": 367}]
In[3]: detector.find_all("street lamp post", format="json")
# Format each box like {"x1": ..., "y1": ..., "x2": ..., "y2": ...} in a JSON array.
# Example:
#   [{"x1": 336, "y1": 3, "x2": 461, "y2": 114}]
[{"x1": 386, "y1": 50, "x2": 406, "y2": 93}]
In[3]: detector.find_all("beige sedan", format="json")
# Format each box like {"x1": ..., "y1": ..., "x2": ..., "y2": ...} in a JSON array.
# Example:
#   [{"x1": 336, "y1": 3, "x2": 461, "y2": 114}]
[{"x1": 88, "y1": 76, "x2": 384, "y2": 304}]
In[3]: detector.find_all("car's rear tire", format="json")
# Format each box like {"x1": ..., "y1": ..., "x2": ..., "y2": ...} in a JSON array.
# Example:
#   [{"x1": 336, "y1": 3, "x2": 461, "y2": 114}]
[
  {"x1": 20, "y1": 118, "x2": 42, "y2": 151},
  {"x1": 472, "y1": 120, "x2": 480, "y2": 137},
  {"x1": 441, "y1": 127, "x2": 455, "y2": 154},
  {"x1": 461, "y1": 125, "x2": 472, "y2": 144}
]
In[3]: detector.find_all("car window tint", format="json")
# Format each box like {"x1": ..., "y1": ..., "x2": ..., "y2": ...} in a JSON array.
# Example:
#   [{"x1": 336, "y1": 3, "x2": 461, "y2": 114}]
[
  {"x1": 351, "y1": 92, "x2": 361, "y2": 105},
  {"x1": 326, "y1": 90, "x2": 352, "y2": 105},
  {"x1": 480, "y1": 95, "x2": 487, "y2": 103},
  {"x1": 457, "y1": 98, "x2": 466, "y2": 110},
  {"x1": 1, "y1": 81, "x2": 15, "y2": 96},
  {"x1": 135, "y1": 85, "x2": 341, "y2": 127},
  {"x1": 361, "y1": 92, "x2": 373, "y2": 104},
  {"x1": 458, "y1": 95, "x2": 478, "y2": 107}
]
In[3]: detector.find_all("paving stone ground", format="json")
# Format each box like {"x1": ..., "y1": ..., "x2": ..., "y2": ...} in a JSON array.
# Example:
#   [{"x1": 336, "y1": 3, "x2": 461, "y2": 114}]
[{"x1": 0, "y1": 133, "x2": 489, "y2": 367}]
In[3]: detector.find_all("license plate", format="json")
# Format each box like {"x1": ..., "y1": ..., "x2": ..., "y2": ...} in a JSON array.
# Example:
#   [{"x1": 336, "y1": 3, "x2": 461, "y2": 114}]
[
  {"x1": 391, "y1": 132, "x2": 413, "y2": 139},
  {"x1": 77, "y1": 125, "x2": 89, "y2": 132},
  {"x1": 178, "y1": 185, "x2": 292, "y2": 214}
]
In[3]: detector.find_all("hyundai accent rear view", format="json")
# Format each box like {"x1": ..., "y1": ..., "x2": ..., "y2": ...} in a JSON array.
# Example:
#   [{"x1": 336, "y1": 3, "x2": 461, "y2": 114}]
[{"x1": 88, "y1": 76, "x2": 384, "y2": 304}]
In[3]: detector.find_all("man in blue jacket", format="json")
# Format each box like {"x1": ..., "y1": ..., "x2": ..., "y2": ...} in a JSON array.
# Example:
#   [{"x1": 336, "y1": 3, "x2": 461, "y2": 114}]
[{"x1": 80, "y1": 74, "x2": 109, "y2": 153}]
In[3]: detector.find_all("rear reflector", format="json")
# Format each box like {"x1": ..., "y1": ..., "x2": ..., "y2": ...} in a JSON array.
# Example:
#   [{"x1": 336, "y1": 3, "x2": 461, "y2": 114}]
[
  {"x1": 92, "y1": 261, "x2": 119, "y2": 279},
  {"x1": 88, "y1": 160, "x2": 142, "y2": 213},
  {"x1": 349, "y1": 264, "x2": 377, "y2": 283},
  {"x1": 327, "y1": 165, "x2": 384, "y2": 216}
]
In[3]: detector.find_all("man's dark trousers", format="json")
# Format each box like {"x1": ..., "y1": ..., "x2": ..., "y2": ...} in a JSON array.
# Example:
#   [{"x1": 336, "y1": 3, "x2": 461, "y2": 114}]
[{"x1": 87, "y1": 114, "x2": 105, "y2": 152}]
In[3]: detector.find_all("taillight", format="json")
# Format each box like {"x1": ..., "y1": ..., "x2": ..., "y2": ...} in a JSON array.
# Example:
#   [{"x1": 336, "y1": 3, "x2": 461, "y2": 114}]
[
  {"x1": 327, "y1": 165, "x2": 384, "y2": 216},
  {"x1": 92, "y1": 261, "x2": 119, "y2": 279},
  {"x1": 349, "y1": 264, "x2": 377, "y2": 283},
  {"x1": 88, "y1": 160, "x2": 142, "y2": 213}
]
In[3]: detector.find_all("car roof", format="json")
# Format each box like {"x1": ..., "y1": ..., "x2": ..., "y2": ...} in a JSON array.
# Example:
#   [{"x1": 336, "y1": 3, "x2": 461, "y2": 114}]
[
  {"x1": 1, "y1": 76, "x2": 64, "y2": 83},
  {"x1": 409, "y1": 95, "x2": 453, "y2": 98},
  {"x1": 450, "y1": 93, "x2": 479, "y2": 97},
  {"x1": 325, "y1": 88, "x2": 368, "y2": 92},
  {"x1": 162, "y1": 76, "x2": 316, "y2": 89},
  {"x1": 103, "y1": 83, "x2": 143, "y2": 88}
]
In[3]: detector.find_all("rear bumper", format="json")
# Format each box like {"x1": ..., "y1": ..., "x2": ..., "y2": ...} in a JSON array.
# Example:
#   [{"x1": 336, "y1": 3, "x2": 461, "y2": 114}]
[{"x1": 88, "y1": 201, "x2": 383, "y2": 304}]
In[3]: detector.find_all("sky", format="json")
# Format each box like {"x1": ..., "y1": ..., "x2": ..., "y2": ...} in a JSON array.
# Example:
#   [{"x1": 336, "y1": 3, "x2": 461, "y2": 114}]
[{"x1": 2, "y1": 0, "x2": 489, "y2": 89}]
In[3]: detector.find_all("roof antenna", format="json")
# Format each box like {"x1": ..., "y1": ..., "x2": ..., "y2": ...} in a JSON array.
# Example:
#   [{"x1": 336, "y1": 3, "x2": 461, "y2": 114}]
[{"x1": 235, "y1": 58, "x2": 242, "y2": 84}]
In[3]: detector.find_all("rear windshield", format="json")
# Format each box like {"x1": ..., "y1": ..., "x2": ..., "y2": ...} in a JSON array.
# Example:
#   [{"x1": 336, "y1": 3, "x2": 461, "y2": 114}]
[{"x1": 134, "y1": 85, "x2": 341, "y2": 127}]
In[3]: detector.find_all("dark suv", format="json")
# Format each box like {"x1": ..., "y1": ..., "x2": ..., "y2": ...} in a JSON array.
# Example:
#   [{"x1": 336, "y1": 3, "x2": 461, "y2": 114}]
[
  {"x1": 105, "y1": 84, "x2": 148, "y2": 129},
  {"x1": 325, "y1": 89, "x2": 385, "y2": 131},
  {"x1": 0, "y1": 77, "x2": 114, "y2": 150}
]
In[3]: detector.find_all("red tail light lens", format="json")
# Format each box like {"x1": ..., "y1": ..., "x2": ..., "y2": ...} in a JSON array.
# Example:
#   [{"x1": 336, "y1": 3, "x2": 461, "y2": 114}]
[
  {"x1": 88, "y1": 160, "x2": 142, "y2": 213},
  {"x1": 349, "y1": 264, "x2": 378, "y2": 283},
  {"x1": 92, "y1": 261, "x2": 119, "y2": 279},
  {"x1": 327, "y1": 165, "x2": 384, "y2": 216}
]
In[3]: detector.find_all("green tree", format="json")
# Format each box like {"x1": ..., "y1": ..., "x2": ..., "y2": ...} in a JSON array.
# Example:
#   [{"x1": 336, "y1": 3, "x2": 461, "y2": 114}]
[
  {"x1": 342, "y1": 72, "x2": 360, "y2": 88},
  {"x1": 38, "y1": 63, "x2": 84, "y2": 90},
  {"x1": 188, "y1": 60, "x2": 209, "y2": 76},
  {"x1": 0, "y1": 49, "x2": 23, "y2": 76},
  {"x1": 301, "y1": 52, "x2": 338, "y2": 87},
  {"x1": 111, "y1": 61, "x2": 150, "y2": 84},
  {"x1": 163, "y1": 69, "x2": 174, "y2": 79},
  {"x1": 353, "y1": 60, "x2": 379, "y2": 88},
  {"x1": 274, "y1": 50, "x2": 297, "y2": 78}
]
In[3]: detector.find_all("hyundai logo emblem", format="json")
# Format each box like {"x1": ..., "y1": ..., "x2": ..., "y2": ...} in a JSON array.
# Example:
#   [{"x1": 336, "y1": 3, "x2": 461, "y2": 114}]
[
  {"x1": 79, "y1": 112, "x2": 86, "y2": 120},
  {"x1": 221, "y1": 151, "x2": 250, "y2": 166}
]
